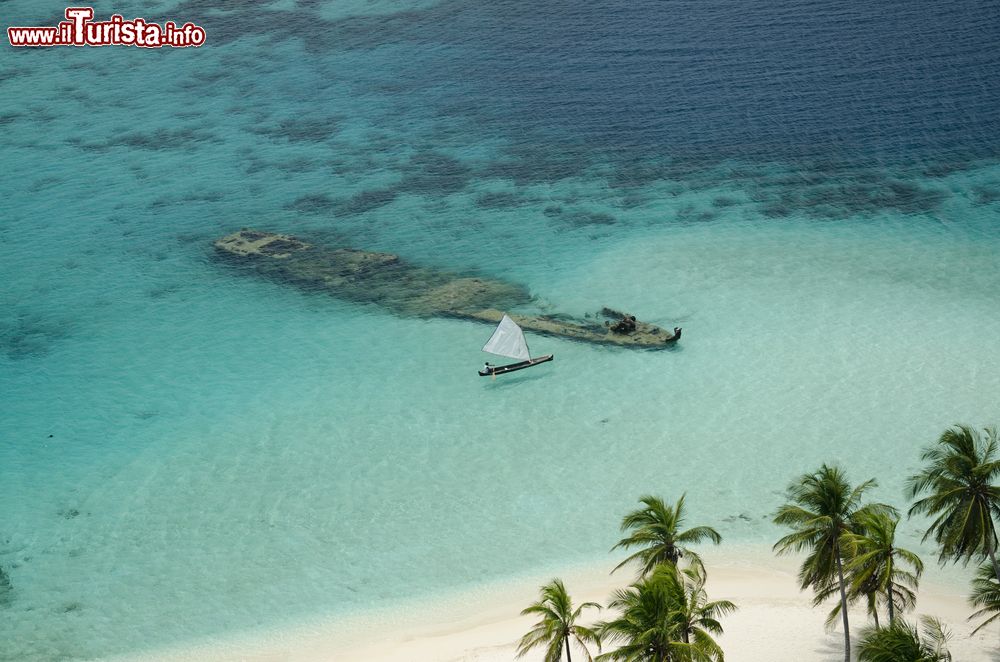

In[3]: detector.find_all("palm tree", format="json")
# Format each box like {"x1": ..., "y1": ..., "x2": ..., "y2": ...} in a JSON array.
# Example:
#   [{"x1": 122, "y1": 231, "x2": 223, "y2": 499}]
[
  {"x1": 856, "y1": 616, "x2": 952, "y2": 662},
  {"x1": 907, "y1": 425, "x2": 1000, "y2": 585},
  {"x1": 597, "y1": 564, "x2": 733, "y2": 662},
  {"x1": 842, "y1": 510, "x2": 923, "y2": 624},
  {"x1": 597, "y1": 567, "x2": 679, "y2": 662},
  {"x1": 968, "y1": 561, "x2": 1000, "y2": 634},
  {"x1": 612, "y1": 495, "x2": 722, "y2": 577},
  {"x1": 813, "y1": 559, "x2": 884, "y2": 630},
  {"x1": 673, "y1": 564, "x2": 738, "y2": 650},
  {"x1": 517, "y1": 578, "x2": 602, "y2": 662},
  {"x1": 773, "y1": 464, "x2": 888, "y2": 662}
]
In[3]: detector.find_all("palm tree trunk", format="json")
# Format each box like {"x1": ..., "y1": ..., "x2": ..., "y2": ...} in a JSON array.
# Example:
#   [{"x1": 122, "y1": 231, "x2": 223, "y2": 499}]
[
  {"x1": 564, "y1": 633, "x2": 572, "y2": 662},
  {"x1": 885, "y1": 553, "x2": 895, "y2": 625},
  {"x1": 872, "y1": 601, "x2": 879, "y2": 629},
  {"x1": 836, "y1": 549, "x2": 851, "y2": 662}
]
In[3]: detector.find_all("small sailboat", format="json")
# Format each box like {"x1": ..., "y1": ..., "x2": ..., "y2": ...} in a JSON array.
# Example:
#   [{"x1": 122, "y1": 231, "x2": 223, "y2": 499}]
[{"x1": 479, "y1": 314, "x2": 554, "y2": 376}]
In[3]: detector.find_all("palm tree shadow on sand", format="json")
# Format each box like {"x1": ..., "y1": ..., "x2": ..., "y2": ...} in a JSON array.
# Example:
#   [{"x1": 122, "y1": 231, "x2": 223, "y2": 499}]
[{"x1": 813, "y1": 638, "x2": 847, "y2": 661}]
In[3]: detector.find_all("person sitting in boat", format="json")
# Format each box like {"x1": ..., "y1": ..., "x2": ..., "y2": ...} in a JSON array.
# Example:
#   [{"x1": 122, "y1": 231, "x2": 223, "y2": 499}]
[
  {"x1": 611, "y1": 315, "x2": 637, "y2": 334},
  {"x1": 483, "y1": 362, "x2": 493, "y2": 373}
]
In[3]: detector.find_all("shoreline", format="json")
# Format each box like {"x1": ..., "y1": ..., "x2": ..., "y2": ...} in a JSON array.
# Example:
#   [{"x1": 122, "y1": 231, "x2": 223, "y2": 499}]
[{"x1": 117, "y1": 545, "x2": 996, "y2": 661}]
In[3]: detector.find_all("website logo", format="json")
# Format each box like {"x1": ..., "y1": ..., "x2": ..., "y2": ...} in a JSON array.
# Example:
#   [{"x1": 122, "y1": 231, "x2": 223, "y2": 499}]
[{"x1": 7, "y1": 7, "x2": 206, "y2": 48}]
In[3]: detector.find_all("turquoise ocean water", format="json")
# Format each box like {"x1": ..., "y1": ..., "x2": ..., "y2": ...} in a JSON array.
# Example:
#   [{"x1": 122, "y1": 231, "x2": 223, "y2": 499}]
[{"x1": 2, "y1": 0, "x2": 1000, "y2": 659}]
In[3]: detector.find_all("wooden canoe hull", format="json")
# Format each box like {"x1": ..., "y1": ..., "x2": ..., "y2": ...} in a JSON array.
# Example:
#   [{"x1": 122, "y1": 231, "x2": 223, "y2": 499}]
[{"x1": 479, "y1": 354, "x2": 554, "y2": 376}]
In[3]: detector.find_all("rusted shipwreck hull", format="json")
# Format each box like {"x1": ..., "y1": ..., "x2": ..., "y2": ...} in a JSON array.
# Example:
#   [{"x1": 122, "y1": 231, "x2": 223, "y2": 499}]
[{"x1": 214, "y1": 229, "x2": 680, "y2": 349}]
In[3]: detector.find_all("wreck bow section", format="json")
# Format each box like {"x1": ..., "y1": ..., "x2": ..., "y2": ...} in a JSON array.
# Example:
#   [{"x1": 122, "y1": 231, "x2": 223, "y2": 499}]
[{"x1": 214, "y1": 229, "x2": 680, "y2": 349}]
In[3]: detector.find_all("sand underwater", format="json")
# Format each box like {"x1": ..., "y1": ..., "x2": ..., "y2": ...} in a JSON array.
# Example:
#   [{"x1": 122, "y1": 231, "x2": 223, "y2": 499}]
[{"x1": 1, "y1": 0, "x2": 1000, "y2": 659}]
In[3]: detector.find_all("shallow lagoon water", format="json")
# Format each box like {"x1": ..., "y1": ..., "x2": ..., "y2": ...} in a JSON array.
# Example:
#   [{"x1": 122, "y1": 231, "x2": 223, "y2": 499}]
[{"x1": 2, "y1": 0, "x2": 1000, "y2": 659}]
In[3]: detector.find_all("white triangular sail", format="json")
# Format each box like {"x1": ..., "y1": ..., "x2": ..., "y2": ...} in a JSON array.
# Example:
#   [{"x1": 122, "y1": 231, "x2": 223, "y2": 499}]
[{"x1": 482, "y1": 314, "x2": 531, "y2": 361}]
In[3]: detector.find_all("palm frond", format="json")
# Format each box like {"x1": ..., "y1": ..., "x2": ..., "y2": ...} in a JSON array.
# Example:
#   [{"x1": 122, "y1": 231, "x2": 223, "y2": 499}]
[
  {"x1": 907, "y1": 425, "x2": 1000, "y2": 569},
  {"x1": 518, "y1": 579, "x2": 600, "y2": 661},
  {"x1": 612, "y1": 494, "x2": 720, "y2": 578},
  {"x1": 598, "y1": 564, "x2": 733, "y2": 662},
  {"x1": 857, "y1": 618, "x2": 952, "y2": 662}
]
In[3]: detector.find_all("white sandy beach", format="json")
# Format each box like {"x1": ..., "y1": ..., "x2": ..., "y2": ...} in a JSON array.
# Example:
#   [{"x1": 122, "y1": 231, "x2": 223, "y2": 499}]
[{"x1": 124, "y1": 548, "x2": 996, "y2": 662}]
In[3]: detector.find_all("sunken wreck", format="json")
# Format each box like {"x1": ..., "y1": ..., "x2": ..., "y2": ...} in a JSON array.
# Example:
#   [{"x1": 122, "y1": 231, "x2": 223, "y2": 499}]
[{"x1": 214, "y1": 229, "x2": 681, "y2": 349}]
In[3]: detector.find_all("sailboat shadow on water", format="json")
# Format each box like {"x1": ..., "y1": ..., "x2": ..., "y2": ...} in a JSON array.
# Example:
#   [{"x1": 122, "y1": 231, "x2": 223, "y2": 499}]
[{"x1": 482, "y1": 370, "x2": 551, "y2": 389}]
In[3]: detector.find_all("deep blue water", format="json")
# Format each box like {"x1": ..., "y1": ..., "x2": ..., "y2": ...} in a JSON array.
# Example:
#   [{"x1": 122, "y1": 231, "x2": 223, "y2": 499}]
[
  {"x1": 159, "y1": 0, "x2": 1000, "y2": 163},
  {"x1": 407, "y1": 0, "x2": 1000, "y2": 163}
]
